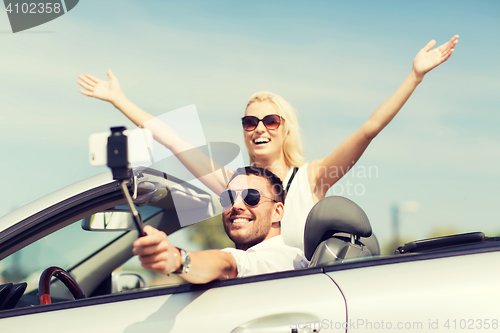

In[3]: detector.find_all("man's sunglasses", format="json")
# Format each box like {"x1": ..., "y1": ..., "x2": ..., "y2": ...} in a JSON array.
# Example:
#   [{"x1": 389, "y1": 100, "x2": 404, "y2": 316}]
[
  {"x1": 241, "y1": 114, "x2": 282, "y2": 132},
  {"x1": 219, "y1": 189, "x2": 278, "y2": 208}
]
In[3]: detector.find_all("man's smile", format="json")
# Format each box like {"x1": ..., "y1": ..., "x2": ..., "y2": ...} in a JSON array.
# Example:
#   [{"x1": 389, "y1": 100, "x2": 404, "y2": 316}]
[{"x1": 231, "y1": 217, "x2": 252, "y2": 224}]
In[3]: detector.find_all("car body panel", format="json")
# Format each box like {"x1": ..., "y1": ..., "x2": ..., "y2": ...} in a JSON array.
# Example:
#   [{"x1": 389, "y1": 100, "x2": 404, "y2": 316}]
[{"x1": 328, "y1": 251, "x2": 500, "y2": 332}]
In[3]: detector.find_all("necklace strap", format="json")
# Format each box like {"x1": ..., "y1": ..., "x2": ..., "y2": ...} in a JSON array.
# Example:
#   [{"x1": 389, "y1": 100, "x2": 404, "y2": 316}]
[{"x1": 285, "y1": 167, "x2": 299, "y2": 194}]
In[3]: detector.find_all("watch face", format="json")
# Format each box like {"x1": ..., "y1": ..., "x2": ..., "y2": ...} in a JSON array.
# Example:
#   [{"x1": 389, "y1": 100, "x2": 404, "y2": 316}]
[
  {"x1": 182, "y1": 250, "x2": 191, "y2": 274},
  {"x1": 178, "y1": 248, "x2": 191, "y2": 274}
]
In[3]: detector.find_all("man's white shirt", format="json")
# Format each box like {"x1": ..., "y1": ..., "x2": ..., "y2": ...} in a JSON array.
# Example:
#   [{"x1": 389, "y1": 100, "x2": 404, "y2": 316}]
[{"x1": 221, "y1": 235, "x2": 309, "y2": 277}]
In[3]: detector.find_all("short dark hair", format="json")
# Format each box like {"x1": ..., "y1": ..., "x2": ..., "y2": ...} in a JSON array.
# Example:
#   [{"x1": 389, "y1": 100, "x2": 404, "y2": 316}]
[{"x1": 228, "y1": 166, "x2": 285, "y2": 203}]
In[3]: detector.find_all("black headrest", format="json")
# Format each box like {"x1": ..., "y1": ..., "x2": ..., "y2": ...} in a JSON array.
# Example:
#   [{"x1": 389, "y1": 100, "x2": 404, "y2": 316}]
[{"x1": 304, "y1": 196, "x2": 372, "y2": 260}]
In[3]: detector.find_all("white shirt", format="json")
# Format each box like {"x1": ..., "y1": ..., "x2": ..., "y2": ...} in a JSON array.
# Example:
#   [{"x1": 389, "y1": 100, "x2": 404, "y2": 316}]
[
  {"x1": 221, "y1": 235, "x2": 308, "y2": 277},
  {"x1": 281, "y1": 164, "x2": 315, "y2": 252}
]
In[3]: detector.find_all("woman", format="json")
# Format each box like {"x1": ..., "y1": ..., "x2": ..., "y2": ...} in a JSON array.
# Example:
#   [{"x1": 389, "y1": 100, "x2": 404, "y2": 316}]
[{"x1": 78, "y1": 35, "x2": 458, "y2": 251}]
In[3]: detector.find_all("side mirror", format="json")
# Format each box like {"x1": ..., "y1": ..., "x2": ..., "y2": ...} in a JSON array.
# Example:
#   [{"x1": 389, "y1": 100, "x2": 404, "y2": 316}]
[
  {"x1": 82, "y1": 210, "x2": 142, "y2": 231},
  {"x1": 111, "y1": 272, "x2": 147, "y2": 293}
]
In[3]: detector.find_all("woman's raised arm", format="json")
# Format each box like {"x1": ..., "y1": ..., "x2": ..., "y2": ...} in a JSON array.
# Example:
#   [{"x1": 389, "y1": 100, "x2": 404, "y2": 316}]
[
  {"x1": 309, "y1": 35, "x2": 459, "y2": 200},
  {"x1": 77, "y1": 70, "x2": 230, "y2": 195}
]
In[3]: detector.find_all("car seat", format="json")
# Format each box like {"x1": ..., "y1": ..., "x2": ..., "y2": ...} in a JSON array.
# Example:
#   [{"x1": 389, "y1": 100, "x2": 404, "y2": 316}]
[{"x1": 304, "y1": 196, "x2": 378, "y2": 267}]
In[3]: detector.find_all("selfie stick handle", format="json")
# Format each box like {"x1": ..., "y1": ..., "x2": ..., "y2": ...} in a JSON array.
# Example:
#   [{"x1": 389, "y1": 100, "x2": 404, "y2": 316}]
[
  {"x1": 119, "y1": 180, "x2": 147, "y2": 237},
  {"x1": 107, "y1": 126, "x2": 146, "y2": 238}
]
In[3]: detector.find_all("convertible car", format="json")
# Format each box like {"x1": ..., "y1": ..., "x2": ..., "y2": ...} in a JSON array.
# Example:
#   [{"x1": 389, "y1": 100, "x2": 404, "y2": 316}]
[{"x1": 0, "y1": 167, "x2": 499, "y2": 332}]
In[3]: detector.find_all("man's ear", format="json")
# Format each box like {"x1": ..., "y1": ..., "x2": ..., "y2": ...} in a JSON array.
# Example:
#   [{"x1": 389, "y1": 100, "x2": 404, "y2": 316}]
[{"x1": 271, "y1": 202, "x2": 284, "y2": 223}]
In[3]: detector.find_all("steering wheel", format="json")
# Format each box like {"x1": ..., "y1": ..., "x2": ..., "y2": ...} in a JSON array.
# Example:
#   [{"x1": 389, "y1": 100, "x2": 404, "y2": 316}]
[{"x1": 39, "y1": 266, "x2": 87, "y2": 305}]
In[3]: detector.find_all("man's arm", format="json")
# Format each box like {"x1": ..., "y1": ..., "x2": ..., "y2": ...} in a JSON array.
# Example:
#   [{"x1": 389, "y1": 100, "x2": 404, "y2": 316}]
[{"x1": 132, "y1": 226, "x2": 237, "y2": 284}]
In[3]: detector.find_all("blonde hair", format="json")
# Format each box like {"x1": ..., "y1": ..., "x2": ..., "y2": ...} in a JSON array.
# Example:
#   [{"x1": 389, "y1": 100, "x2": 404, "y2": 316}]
[{"x1": 246, "y1": 91, "x2": 305, "y2": 167}]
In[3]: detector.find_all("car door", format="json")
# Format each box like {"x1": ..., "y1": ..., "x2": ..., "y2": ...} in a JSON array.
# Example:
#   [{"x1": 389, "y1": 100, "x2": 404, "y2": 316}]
[{"x1": 2, "y1": 268, "x2": 346, "y2": 333}]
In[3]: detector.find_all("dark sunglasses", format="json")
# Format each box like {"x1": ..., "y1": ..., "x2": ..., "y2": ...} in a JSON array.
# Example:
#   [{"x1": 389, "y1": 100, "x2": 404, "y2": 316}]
[
  {"x1": 241, "y1": 114, "x2": 282, "y2": 132},
  {"x1": 219, "y1": 189, "x2": 278, "y2": 208}
]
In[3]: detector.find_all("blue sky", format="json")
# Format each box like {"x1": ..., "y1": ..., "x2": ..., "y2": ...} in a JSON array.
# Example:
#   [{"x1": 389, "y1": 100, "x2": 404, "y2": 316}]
[{"x1": 1, "y1": 0, "x2": 499, "y2": 247}]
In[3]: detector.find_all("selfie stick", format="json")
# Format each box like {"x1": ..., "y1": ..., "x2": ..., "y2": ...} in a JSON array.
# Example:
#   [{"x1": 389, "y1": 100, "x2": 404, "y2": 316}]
[{"x1": 107, "y1": 126, "x2": 146, "y2": 237}]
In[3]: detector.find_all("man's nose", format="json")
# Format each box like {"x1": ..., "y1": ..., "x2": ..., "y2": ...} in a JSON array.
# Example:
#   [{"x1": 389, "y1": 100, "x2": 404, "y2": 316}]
[{"x1": 232, "y1": 193, "x2": 247, "y2": 210}]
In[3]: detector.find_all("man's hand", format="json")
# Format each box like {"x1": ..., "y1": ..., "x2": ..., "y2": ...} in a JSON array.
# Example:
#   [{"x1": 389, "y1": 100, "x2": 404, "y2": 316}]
[{"x1": 132, "y1": 225, "x2": 182, "y2": 275}]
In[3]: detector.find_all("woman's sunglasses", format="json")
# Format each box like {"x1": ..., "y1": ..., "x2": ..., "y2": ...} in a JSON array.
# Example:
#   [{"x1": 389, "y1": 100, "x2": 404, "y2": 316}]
[
  {"x1": 219, "y1": 189, "x2": 278, "y2": 208},
  {"x1": 241, "y1": 114, "x2": 282, "y2": 132}
]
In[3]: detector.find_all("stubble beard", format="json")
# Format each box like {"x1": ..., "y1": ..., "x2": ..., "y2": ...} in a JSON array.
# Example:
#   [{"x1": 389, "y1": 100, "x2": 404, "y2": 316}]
[{"x1": 223, "y1": 215, "x2": 270, "y2": 251}]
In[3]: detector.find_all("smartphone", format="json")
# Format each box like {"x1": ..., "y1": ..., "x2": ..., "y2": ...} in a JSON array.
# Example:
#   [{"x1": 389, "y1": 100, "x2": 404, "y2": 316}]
[{"x1": 89, "y1": 128, "x2": 154, "y2": 166}]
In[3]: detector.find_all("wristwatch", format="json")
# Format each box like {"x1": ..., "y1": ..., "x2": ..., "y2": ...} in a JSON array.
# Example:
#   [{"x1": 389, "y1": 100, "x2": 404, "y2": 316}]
[{"x1": 173, "y1": 247, "x2": 191, "y2": 274}]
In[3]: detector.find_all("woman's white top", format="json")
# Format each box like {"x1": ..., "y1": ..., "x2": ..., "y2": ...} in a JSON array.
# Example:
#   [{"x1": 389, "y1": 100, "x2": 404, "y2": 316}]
[{"x1": 281, "y1": 164, "x2": 315, "y2": 252}]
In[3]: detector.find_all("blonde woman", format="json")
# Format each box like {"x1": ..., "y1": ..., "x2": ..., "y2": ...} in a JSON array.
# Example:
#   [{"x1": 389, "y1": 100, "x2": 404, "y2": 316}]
[{"x1": 78, "y1": 35, "x2": 458, "y2": 251}]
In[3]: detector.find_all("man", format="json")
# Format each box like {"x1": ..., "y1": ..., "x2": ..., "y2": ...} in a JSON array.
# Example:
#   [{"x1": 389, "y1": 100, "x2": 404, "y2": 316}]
[{"x1": 132, "y1": 166, "x2": 308, "y2": 284}]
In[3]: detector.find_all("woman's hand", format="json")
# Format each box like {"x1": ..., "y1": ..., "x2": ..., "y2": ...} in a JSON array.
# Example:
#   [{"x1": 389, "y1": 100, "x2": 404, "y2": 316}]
[
  {"x1": 412, "y1": 35, "x2": 459, "y2": 81},
  {"x1": 77, "y1": 69, "x2": 229, "y2": 195},
  {"x1": 77, "y1": 69, "x2": 123, "y2": 104}
]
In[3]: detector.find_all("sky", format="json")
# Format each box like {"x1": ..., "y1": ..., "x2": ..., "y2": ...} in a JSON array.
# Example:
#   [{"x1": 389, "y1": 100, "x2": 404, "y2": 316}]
[{"x1": 1, "y1": 0, "x2": 499, "y2": 248}]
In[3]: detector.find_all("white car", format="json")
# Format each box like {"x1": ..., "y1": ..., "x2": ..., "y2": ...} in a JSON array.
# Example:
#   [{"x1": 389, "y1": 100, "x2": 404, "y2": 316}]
[{"x1": 0, "y1": 167, "x2": 499, "y2": 333}]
